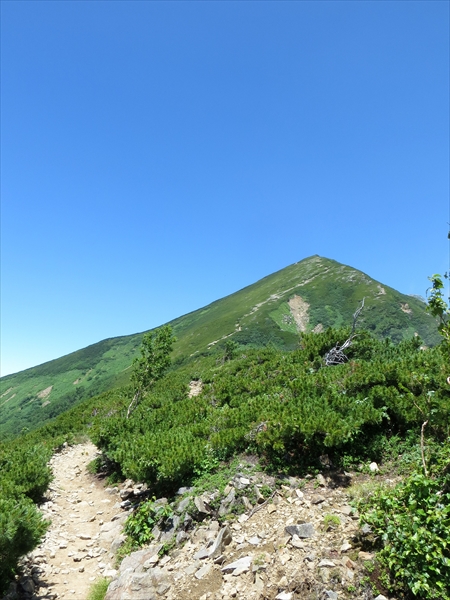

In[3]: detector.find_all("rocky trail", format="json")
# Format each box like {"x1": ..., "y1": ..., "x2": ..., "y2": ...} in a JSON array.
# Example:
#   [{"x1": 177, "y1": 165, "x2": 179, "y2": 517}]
[
  {"x1": 10, "y1": 443, "x2": 126, "y2": 600},
  {"x1": 9, "y1": 444, "x2": 392, "y2": 600}
]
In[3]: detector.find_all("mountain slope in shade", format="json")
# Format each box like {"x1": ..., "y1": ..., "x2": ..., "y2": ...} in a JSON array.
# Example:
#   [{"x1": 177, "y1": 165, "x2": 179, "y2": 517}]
[{"x1": 0, "y1": 256, "x2": 439, "y2": 437}]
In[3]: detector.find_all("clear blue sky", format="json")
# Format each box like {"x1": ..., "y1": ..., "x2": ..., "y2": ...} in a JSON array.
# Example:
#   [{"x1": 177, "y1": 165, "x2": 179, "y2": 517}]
[{"x1": 1, "y1": 1, "x2": 449, "y2": 376}]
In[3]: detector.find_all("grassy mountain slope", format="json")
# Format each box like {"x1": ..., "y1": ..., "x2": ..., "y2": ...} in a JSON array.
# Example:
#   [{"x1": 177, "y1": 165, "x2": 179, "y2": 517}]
[{"x1": 0, "y1": 256, "x2": 439, "y2": 438}]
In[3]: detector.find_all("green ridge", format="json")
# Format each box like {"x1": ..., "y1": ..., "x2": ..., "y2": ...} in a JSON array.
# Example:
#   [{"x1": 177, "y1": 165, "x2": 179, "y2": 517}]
[{"x1": 0, "y1": 256, "x2": 439, "y2": 438}]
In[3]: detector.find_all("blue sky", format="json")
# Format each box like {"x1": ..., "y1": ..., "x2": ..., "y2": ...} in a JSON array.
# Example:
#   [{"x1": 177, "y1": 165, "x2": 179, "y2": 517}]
[{"x1": 1, "y1": 1, "x2": 449, "y2": 376}]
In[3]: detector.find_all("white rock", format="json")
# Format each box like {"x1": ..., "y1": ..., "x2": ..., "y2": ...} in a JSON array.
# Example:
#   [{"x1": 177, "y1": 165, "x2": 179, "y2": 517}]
[{"x1": 369, "y1": 462, "x2": 379, "y2": 472}]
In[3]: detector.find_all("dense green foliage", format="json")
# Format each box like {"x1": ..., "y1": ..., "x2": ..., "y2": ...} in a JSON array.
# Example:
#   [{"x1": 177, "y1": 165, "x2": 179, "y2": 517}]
[
  {"x1": 91, "y1": 329, "x2": 449, "y2": 494},
  {"x1": 1, "y1": 256, "x2": 440, "y2": 438},
  {"x1": 0, "y1": 442, "x2": 52, "y2": 592},
  {"x1": 359, "y1": 462, "x2": 450, "y2": 598}
]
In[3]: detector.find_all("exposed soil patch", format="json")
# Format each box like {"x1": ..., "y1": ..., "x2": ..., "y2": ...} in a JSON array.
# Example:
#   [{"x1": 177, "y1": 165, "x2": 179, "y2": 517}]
[{"x1": 288, "y1": 295, "x2": 310, "y2": 332}]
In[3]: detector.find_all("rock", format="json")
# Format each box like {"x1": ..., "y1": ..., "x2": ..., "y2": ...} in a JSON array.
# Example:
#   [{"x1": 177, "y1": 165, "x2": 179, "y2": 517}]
[
  {"x1": 248, "y1": 536, "x2": 261, "y2": 545},
  {"x1": 360, "y1": 523, "x2": 372, "y2": 535},
  {"x1": 240, "y1": 477, "x2": 250, "y2": 486},
  {"x1": 311, "y1": 494, "x2": 326, "y2": 504},
  {"x1": 195, "y1": 564, "x2": 212, "y2": 579},
  {"x1": 241, "y1": 496, "x2": 253, "y2": 511},
  {"x1": 267, "y1": 504, "x2": 277, "y2": 514},
  {"x1": 325, "y1": 592, "x2": 339, "y2": 600},
  {"x1": 221, "y1": 555, "x2": 252, "y2": 574},
  {"x1": 208, "y1": 525, "x2": 232, "y2": 559},
  {"x1": 194, "y1": 547, "x2": 210, "y2": 561},
  {"x1": 218, "y1": 488, "x2": 236, "y2": 516},
  {"x1": 369, "y1": 462, "x2": 379, "y2": 472},
  {"x1": 254, "y1": 486, "x2": 265, "y2": 504},
  {"x1": 374, "y1": 596, "x2": 388, "y2": 600},
  {"x1": 359, "y1": 551, "x2": 375, "y2": 561},
  {"x1": 73, "y1": 552, "x2": 86, "y2": 562},
  {"x1": 340, "y1": 542, "x2": 352, "y2": 553},
  {"x1": 20, "y1": 578, "x2": 35, "y2": 594},
  {"x1": 285, "y1": 523, "x2": 315, "y2": 538},
  {"x1": 104, "y1": 569, "x2": 118, "y2": 577},
  {"x1": 176, "y1": 486, "x2": 194, "y2": 495},
  {"x1": 111, "y1": 535, "x2": 127, "y2": 553},
  {"x1": 289, "y1": 534, "x2": 304, "y2": 549},
  {"x1": 176, "y1": 497, "x2": 191, "y2": 513},
  {"x1": 339, "y1": 505, "x2": 353, "y2": 516},
  {"x1": 318, "y1": 559, "x2": 336, "y2": 568},
  {"x1": 316, "y1": 474, "x2": 327, "y2": 487},
  {"x1": 275, "y1": 593, "x2": 293, "y2": 600},
  {"x1": 194, "y1": 496, "x2": 211, "y2": 517}
]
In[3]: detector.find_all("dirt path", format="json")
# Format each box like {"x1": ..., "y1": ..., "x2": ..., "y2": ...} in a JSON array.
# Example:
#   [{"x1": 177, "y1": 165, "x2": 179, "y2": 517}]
[{"x1": 22, "y1": 443, "x2": 123, "y2": 600}]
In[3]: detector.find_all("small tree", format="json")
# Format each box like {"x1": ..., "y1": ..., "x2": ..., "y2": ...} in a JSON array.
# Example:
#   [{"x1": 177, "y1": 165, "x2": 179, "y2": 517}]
[
  {"x1": 426, "y1": 273, "x2": 450, "y2": 347},
  {"x1": 127, "y1": 325, "x2": 176, "y2": 418}
]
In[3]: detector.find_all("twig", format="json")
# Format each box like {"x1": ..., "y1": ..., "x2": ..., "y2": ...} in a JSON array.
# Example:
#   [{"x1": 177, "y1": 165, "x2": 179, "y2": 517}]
[
  {"x1": 248, "y1": 490, "x2": 278, "y2": 519},
  {"x1": 324, "y1": 298, "x2": 365, "y2": 366}
]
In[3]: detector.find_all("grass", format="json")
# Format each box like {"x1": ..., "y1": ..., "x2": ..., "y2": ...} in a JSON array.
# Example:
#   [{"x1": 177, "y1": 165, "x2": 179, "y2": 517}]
[{"x1": 86, "y1": 577, "x2": 110, "y2": 600}]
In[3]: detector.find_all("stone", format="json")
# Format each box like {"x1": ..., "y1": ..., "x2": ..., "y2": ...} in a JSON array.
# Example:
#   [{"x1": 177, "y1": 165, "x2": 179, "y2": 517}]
[
  {"x1": 275, "y1": 593, "x2": 293, "y2": 600},
  {"x1": 325, "y1": 592, "x2": 339, "y2": 600},
  {"x1": 208, "y1": 525, "x2": 232, "y2": 559},
  {"x1": 176, "y1": 497, "x2": 191, "y2": 513},
  {"x1": 369, "y1": 462, "x2": 379, "y2": 472},
  {"x1": 318, "y1": 559, "x2": 336, "y2": 568},
  {"x1": 340, "y1": 542, "x2": 352, "y2": 553},
  {"x1": 241, "y1": 496, "x2": 253, "y2": 511},
  {"x1": 248, "y1": 536, "x2": 261, "y2": 545},
  {"x1": 359, "y1": 551, "x2": 375, "y2": 561},
  {"x1": 289, "y1": 534, "x2": 304, "y2": 549},
  {"x1": 311, "y1": 494, "x2": 326, "y2": 504},
  {"x1": 194, "y1": 547, "x2": 209, "y2": 561},
  {"x1": 194, "y1": 496, "x2": 212, "y2": 516},
  {"x1": 20, "y1": 578, "x2": 35, "y2": 594},
  {"x1": 111, "y1": 535, "x2": 127, "y2": 553},
  {"x1": 73, "y1": 552, "x2": 86, "y2": 562},
  {"x1": 267, "y1": 503, "x2": 277, "y2": 514},
  {"x1": 339, "y1": 505, "x2": 353, "y2": 516},
  {"x1": 176, "y1": 531, "x2": 189, "y2": 545},
  {"x1": 285, "y1": 523, "x2": 315, "y2": 538},
  {"x1": 177, "y1": 486, "x2": 194, "y2": 495},
  {"x1": 360, "y1": 523, "x2": 372, "y2": 535},
  {"x1": 218, "y1": 488, "x2": 236, "y2": 517},
  {"x1": 221, "y1": 556, "x2": 252, "y2": 574},
  {"x1": 195, "y1": 564, "x2": 212, "y2": 579},
  {"x1": 316, "y1": 474, "x2": 327, "y2": 487},
  {"x1": 254, "y1": 485, "x2": 265, "y2": 504},
  {"x1": 374, "y1": 596, "x2": 388, "y2": 600}
]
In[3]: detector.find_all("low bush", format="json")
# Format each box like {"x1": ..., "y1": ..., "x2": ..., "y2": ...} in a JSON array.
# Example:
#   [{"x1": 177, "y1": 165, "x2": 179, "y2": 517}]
[{"x1": 358, "y1": 445, "x2": 450, "y2": 599}]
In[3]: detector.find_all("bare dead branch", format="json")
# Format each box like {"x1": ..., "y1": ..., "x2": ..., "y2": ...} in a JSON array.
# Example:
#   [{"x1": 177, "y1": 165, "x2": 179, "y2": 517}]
[{"x1": 324, "y1": 298, "x2": 365, "y2": 366}]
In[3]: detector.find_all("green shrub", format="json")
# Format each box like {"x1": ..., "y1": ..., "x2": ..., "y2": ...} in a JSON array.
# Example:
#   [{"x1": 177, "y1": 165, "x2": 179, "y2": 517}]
[
  {"x1": 124, "y1": 499, "x2": 173, "y2": 546},
  {"x1": 0, "y1": 496, "x2": 49, "y2": 593},
  {"x1": 358, "y1": 465, "x2": 450, "y2": 599}
]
